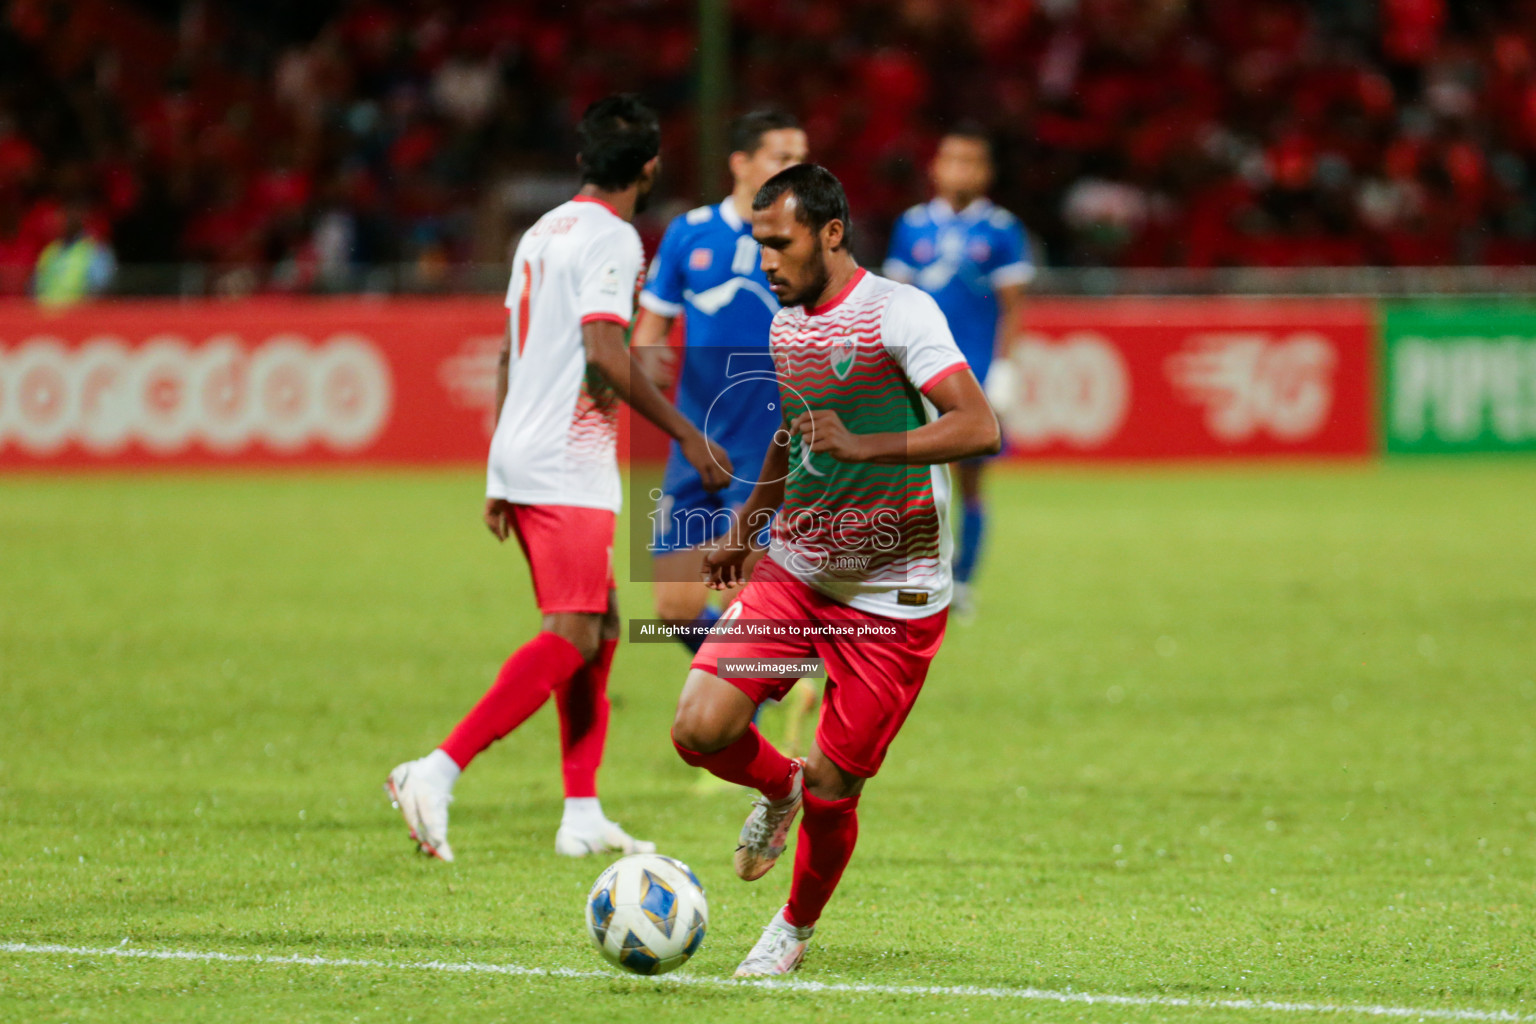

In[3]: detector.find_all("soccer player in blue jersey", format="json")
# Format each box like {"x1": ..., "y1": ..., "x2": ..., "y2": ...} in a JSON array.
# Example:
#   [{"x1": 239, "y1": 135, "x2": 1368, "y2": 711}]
[
  {"x1": 632, "y1": 110, "x2": 808, "y2": 648},
  {"x1": 883, "y1": 126, "x2": 1034, "y2": 619}
]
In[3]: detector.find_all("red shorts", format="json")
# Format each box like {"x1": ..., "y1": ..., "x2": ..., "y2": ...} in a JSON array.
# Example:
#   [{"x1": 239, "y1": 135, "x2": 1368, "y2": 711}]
[
  {"x1": 691, "y1": 556, "x2": 947, "y2": 778},
  {"x1": 508, "y1": 504, "x2": 615, "y2": 614}
]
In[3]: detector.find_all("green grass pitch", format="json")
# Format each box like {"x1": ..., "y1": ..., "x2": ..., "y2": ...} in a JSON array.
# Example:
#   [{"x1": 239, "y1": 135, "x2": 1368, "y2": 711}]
[{"x1": 1, "y1": 462, "x2": 1532, "y2": 1023}]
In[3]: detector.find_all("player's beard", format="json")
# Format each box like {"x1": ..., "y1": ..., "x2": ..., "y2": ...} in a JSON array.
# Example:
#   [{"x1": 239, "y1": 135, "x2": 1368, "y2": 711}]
[
  {"x1": 634, "y1": 168, "x2": 657, "y2": 214},
  {"x1": 790, "y1": 245, "x2": 830, "y2": 309}
]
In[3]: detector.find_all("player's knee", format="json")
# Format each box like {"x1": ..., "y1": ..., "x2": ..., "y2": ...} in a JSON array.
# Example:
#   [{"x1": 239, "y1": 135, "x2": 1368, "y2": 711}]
[
  {"x1": 669, "y1": 706, "x2": 723, "y2": 754},
  {"x1": 670, "y1": 693, "x2": 737, "y2": 754},
  {"x1": 545, "y1": 613, "x2": 603, "y2": 663},
  {"x1": 804, "y1": 754, "x2": 865, "y2": 801},
  {"x1": 569, "y1": 633, "x2": 602, "y2": 663}
]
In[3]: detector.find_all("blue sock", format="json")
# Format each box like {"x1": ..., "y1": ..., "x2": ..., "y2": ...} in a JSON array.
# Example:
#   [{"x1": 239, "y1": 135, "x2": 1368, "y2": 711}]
[
  {"x1": 956, "y1": 499, "x2": 984, "y2": 584},
  {"x1": 680, "y1": 607, "x2": 721, "y2": 654}
]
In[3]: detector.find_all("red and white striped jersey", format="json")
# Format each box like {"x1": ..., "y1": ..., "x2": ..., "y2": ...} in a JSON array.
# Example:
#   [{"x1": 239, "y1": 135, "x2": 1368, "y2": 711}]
[
  {"x1": 767, "y1": 269, "x2": 971, "y2": 619},
  {"x1": 487, "y1": 196, "x2": 644, "y2": 513}
]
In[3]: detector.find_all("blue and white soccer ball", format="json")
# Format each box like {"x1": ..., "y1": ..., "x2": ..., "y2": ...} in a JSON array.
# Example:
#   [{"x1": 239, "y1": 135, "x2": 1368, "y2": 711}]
[{"x1": 585, "y1": 853, "x2": 708, "y2": 975}]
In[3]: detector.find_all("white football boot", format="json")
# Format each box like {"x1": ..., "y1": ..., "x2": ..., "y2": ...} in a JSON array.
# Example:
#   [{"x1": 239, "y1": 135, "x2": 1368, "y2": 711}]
[
  {"x1": 734, "y1": 906, "x2": 814, "y2": 977},
  {"x1": 554, "y1": 819, "x2": 657, "y2": 857},
  {"x1": 734, "y1": 758, "x2": 805, "y2": 881},
  {"x1": 384, "y1": 759, "x2": 455, "y2": 863}
]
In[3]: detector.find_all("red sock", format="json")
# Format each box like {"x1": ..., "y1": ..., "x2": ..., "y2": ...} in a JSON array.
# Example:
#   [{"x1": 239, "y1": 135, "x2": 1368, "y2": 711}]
[
  {"x1": 672, "y1": 725, "x2": 796, "y2": 801},
  {"x1": 441, "y1": 632, "x2": 586, "y2": 769},
  {"x1": 783, "y1": 789, "x2": 860, "y2": 930},
  {"x1": 557, "y1": 638, "x2": 615, "y2": 798}
]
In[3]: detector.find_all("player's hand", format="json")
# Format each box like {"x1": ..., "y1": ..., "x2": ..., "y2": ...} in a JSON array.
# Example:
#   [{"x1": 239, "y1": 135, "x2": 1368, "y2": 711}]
[
  {"x1": 702, "y1": 528, "x2": 752, "y2": 590},
  {"x1": 789, "y1": 408, "x2": 868, "y2": 462},
  {"x1": 634, "y1": 345, "x2": 677, "y2": 389},
  {"x1": 483, "y1": 498, "x2": 514, "y2": 542},
  {"x1": 681, "y1": 432, "x2": 733, "y2": 492}
]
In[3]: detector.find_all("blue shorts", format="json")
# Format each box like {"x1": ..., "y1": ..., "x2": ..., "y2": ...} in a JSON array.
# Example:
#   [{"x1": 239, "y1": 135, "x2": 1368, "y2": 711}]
[{"x1": 649, "y1": 453, "x2": 761, "y2": 555}]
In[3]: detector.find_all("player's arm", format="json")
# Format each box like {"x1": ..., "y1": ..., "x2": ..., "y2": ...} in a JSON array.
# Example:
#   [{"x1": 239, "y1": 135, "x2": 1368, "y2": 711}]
[
  {"x1": 630, "y1": 308, "x2": 678, "y2": 388},
  {"x1": 635, "y1": 217, "x2": 687, "y2": 387},
  {"x1": 788, "y1": 288, "x2": 999, "y2": 466},
  {"x1": 494, "y1": 319, "x2": 511, "y2": 426},
  {"x1": 788, "y1": 368, "x2": 1000, "y2": 466},
  {"x1": 582, "y1": 320, "x2": 731, "y2": 490},
  {"x1": 993, "y1": 282, "x2": 1026, "y2": 359},
  {"x1": 882, "y1": 212, "x2": 917, "y2": 284},
  {"x1": 484, "y1": 320, "x2": 517, "y2": 542},
  {"x1": 702, "y1": 437, "x2": 789, "y2": 590},
  {"x1": 989, "y1": 219, "x2": 1033, "y2": 358}
]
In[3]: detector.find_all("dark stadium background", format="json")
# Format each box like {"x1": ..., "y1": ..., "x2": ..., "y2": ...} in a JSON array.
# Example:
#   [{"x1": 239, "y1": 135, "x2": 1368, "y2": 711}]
[{"x1": 5, "y1": 0, "x2": 1536, "y2": 298}]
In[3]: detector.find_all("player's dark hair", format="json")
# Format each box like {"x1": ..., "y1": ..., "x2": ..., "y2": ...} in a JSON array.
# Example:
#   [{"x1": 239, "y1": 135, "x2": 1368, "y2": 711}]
[
  {"x1": 729, "y1": 109, "x2": 801, "y2": 157},
  {"x1": 941, "y1": 121, "x2": 994, "y2": 159},
  {"x1": 752, "y1": 164, "x2": 852, "y2": 250},
  {"x1": 576, "y1": 94, "x2": 661, "y2": 190}
]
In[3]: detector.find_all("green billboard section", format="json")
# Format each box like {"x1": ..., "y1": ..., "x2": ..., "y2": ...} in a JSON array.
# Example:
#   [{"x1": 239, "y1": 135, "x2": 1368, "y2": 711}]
[{"x1": 1383, "y1": 304, "x2": 1536, "y2": 454}]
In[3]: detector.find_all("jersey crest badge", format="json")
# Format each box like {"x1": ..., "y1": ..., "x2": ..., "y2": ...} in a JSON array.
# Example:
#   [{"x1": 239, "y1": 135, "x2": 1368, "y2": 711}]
[
  {"x1": 830, "y1": 336, "x2": 858, "y2": 380},
  {"x1": 689, "y1": 248, "x2": 713, "y2": 270}
]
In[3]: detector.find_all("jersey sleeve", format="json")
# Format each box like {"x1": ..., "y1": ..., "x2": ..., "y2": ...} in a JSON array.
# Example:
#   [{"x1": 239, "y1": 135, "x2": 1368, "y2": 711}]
[
  {"x1": 578, "y1": 224, "x2": 644, "y2": 327},
  {"x1": 987, "y1": 215, "x2": 1035, "y2": 289},
  {"x1": 639, "y1": 217, "x2": 687, "y2": 318},
  {"x1": 882, "y1": 216, "x2": 917, "y2": 284},
  {"x1": 882, "y1": 285, "x2": 972, "y2": 395}
]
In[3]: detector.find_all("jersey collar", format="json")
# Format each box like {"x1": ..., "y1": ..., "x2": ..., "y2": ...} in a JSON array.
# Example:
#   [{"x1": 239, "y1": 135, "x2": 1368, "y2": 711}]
[
  {"x1": 806, "y1": 267, "x2": 867, "y2": 317},
  {"x1": 719, "y1": 196, "x2": 746, "y2": 232},
  {"x1": 929, "y1": 196, "x2": 992, "y2": 222},
  {"x1": 571, "y1": 194, "x2": 620, "y2": 217}
]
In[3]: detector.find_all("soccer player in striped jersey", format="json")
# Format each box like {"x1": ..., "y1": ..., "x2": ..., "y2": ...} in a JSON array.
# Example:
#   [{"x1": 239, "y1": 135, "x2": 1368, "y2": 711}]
[
  {"x1": 668, "y1": 165, "x2": 1002, "y2": 976},
  {"x1": 386, "y1": 95, "x2": 731, "y2": 863}
]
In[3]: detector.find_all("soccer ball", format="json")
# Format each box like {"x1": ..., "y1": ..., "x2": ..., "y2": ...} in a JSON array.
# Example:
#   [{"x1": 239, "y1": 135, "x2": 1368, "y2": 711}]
[{"x1": 584, "y1": 853, "x2": 708, "y2": 975}]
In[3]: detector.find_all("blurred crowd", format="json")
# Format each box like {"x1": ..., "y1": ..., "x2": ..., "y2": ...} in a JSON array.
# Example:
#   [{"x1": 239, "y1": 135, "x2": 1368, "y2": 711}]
[{"x1": 2, "y1": 0, "x2": 1535, "y2": 297}]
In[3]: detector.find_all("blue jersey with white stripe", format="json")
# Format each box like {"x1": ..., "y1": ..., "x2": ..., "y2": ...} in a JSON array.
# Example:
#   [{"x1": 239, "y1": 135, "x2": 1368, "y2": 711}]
[
  {"x1": 883, "y1": 198, "x2": 1033, "y2": 383},
  {"x1": 641, "y1": 198, "x2": 781, "y2": 471}
]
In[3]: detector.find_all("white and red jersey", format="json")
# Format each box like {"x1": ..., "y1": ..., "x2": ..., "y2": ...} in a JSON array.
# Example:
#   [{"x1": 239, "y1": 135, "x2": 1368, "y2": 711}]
[
  {"x1": 767, "y1": 269, "x2": 971, "y2": 619},
  {"x1": 487, "y1": 196, "x2": 644, "y2": 513}
]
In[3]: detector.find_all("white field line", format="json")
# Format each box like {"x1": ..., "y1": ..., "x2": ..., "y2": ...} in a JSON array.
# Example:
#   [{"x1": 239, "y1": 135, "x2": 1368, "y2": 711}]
[{"x1": 2, "y1": 941, "x2": 1532, "y2": 1022}]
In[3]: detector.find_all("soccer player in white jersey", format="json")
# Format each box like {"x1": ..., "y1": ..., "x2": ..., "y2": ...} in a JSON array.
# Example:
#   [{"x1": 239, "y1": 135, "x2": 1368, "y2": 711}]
[
  {"x1": 386, "y1": 95, "x2": 731, "y2": 863},
  {"x1": 667, "y1": 165, "x2": 1002, "y2": 975}
]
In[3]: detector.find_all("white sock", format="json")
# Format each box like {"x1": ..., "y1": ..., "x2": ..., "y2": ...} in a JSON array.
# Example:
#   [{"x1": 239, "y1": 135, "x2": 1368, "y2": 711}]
[
  {"x1": 423, "y1": 749, "x2": 462, "y2": 789},
  {"x1": 775, "y1": 906, "x2": 815, "y2": 939},
  {"x1": 561, "y1": 797, "x2": 606, "y2": 833}
]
